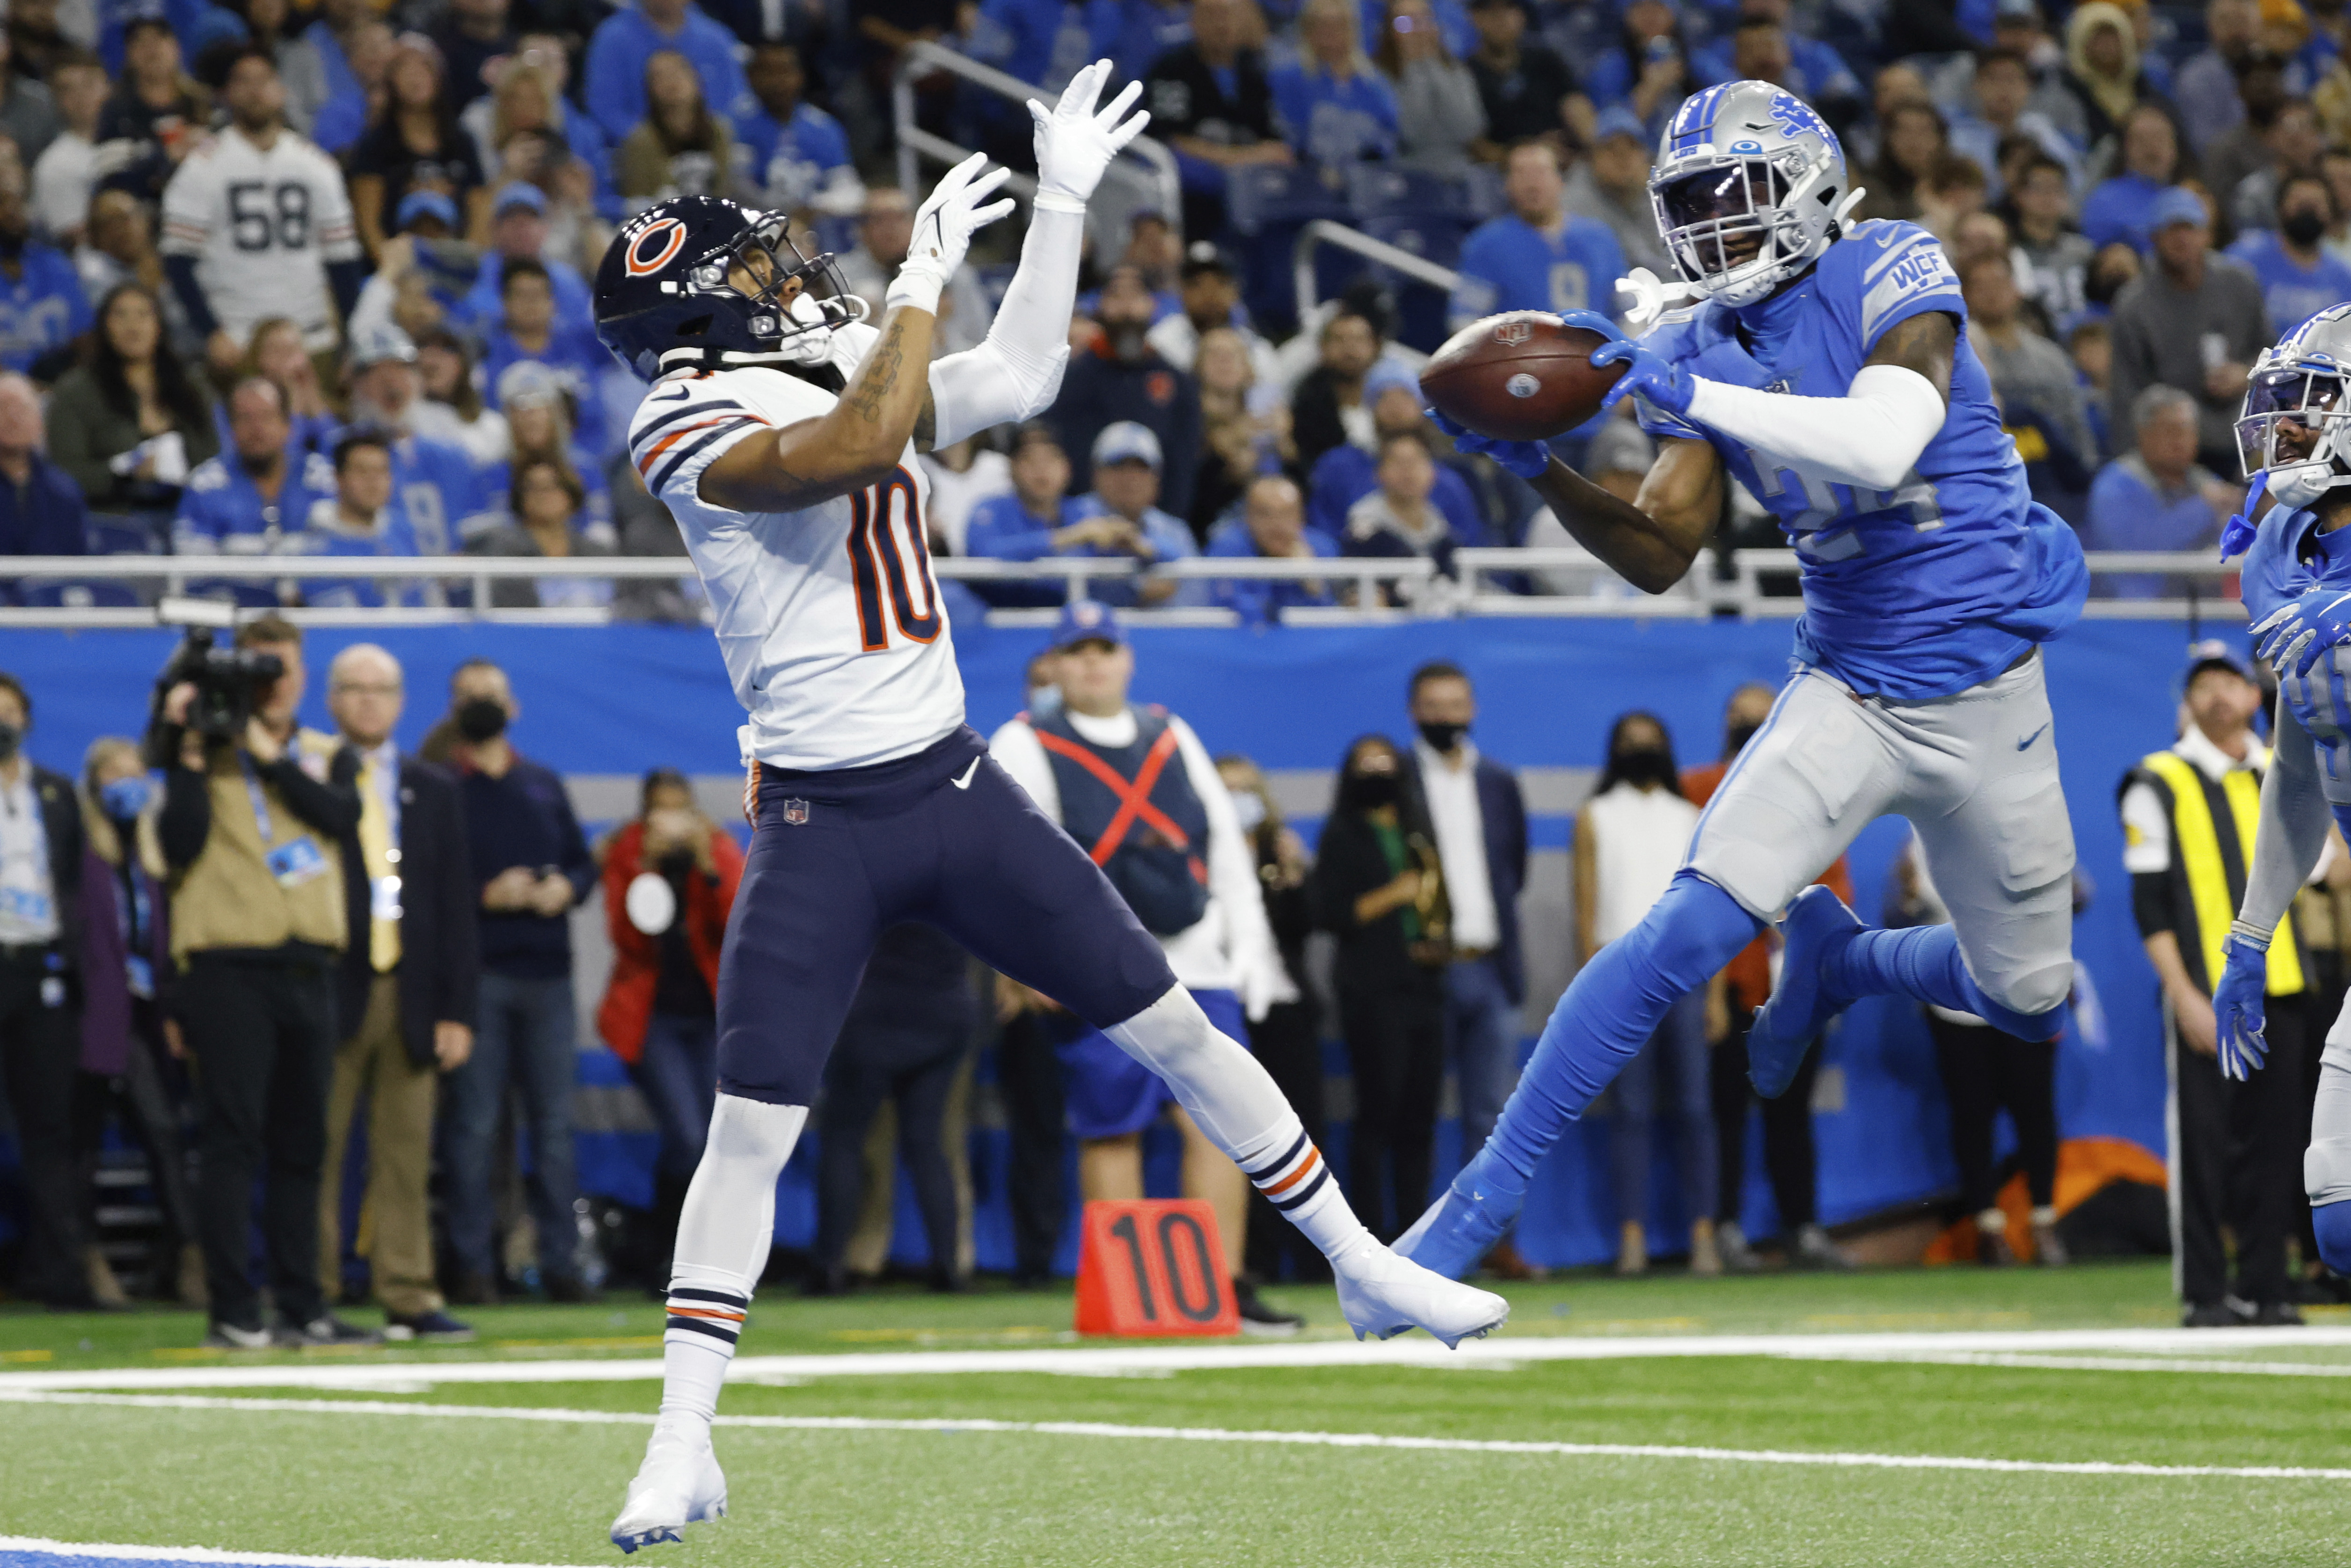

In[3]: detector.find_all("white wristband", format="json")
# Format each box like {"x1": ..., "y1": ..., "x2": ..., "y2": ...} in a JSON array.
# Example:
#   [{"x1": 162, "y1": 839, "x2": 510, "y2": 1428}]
[
  {"x1": 2228, "y1": 919, "x2": 2276, "y2": 952},
  {"x1": 885, "y1": 264, "x2": 946, "y2": 316},
  {"x1": 1034, "y1": 190, "x2": 1088, "y2": 215}
]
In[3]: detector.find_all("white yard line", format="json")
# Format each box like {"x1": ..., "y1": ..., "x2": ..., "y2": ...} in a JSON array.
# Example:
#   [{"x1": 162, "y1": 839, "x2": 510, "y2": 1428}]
[
  {"x1": 5, "y1": 1327, "x2": 2350, "y2": 1392},
  {"x1": 3, "y1": 1393, "x2": 2345, "y2": 1484},
  {"x1": 1784, "y1": 1351, "x2": 2351, "y2": 1376},
  {"x1": 0, "y1": 1537, "x2": 599, "y2": 1568}
]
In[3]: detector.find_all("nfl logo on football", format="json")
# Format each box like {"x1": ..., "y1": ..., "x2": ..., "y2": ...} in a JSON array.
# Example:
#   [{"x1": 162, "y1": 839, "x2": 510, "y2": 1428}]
[{"x1": 782, "y1": 798, "x2": 810, "y2": 825}]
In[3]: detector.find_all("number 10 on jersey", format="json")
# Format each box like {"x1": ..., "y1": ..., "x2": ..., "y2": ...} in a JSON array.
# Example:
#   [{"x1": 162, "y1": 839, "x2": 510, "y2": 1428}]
[{"x1": 847, "y1": 467, "x2": 943, "y2": 651}]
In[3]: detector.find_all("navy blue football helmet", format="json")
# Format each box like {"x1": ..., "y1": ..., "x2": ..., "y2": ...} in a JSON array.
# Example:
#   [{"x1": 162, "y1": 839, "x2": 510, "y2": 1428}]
[{"x1": 592, "y1": 196, "x2": 859, "y2": 381}]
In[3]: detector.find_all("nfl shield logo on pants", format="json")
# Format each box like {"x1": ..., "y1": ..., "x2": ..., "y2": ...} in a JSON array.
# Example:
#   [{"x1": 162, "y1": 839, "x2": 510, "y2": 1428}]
[{"x1": 782, "y1": 798, "x2": 810, "y2": 826}]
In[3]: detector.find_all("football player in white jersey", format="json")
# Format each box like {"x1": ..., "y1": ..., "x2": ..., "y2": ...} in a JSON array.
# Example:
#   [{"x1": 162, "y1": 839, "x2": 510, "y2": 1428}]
[
  {"x1": 594, "y1": 63, "x2": 1509, "y2": 1553},
  {"x1": 161, "y1": 44, "x2": 365, "y2": 376}
]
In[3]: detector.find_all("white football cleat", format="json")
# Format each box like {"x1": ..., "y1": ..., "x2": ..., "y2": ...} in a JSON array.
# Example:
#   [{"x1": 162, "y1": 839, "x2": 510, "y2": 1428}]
[
  {"x1": 611, "y1": 1420, "x2": 728, "y2": 1553},
  {"x1": 1332, "y1": 1239, "x2": 1510, "y2": 1349}
]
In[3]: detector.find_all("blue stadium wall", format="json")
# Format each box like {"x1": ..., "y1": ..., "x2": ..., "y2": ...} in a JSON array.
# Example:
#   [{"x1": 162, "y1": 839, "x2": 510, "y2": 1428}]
[{"x1": 0, "y1": 616, "x2": 2201, "y2": 1274}]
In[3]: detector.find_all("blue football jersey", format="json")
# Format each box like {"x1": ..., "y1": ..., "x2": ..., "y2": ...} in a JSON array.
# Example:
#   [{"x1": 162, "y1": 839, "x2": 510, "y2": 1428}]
[
  {"x1": 1636, "y1": 219, "x2": 2088, "y2": 700},
  {"x1": 2241, "y1": 501, "x2": 2351, "y2": 803}
]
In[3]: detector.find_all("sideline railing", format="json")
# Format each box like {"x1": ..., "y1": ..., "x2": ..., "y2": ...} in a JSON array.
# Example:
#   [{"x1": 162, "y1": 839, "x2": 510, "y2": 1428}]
[
  {"x1": 0, "y1": 552, "x2": 2247, "y2": 628},
  {"x1": 1293, "y1": 219, "x2": 1462, "y2": 323}
]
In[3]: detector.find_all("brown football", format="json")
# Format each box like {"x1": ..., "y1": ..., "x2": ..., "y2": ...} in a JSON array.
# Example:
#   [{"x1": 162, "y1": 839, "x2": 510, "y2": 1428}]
[{"x1": 1417, "y1": 311, "x2": 1628, "y2": 442}]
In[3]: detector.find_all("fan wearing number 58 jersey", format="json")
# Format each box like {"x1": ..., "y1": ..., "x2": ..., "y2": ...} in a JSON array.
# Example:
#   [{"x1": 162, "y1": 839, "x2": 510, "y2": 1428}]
[
  {"x1": 1399, "y1": 80, "x2": 2094, "y2": 1281},
  {"x1": 593, "y1": 62, "x2": 1507, "y2": 1555}
]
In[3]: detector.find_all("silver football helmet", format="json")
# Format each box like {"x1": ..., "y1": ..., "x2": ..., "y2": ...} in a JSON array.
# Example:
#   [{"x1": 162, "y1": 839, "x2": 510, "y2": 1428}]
[
  {"x1": 1647, "y1": 81, "x2": 1864, "y2": 309},
  {"x1": 2238, "y1": 303, "x2": 2351, "y2": 509}
]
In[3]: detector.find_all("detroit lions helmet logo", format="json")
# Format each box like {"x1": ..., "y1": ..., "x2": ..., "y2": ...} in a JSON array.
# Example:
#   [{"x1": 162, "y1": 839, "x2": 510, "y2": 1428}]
[{"x1": 1766, "y1": 93, "x2": 1839, "y2": 159}]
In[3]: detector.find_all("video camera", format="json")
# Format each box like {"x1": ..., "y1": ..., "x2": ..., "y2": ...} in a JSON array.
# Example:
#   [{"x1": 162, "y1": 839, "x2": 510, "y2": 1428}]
[{"x1": 145, "y1": 622, "x2": 284, "y2": 764}]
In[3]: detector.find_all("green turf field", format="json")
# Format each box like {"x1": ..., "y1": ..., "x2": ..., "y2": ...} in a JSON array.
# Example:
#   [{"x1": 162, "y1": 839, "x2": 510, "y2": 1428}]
[{"x1": 6, "y1": 1261, "x2": 2350, "y2": 1567}]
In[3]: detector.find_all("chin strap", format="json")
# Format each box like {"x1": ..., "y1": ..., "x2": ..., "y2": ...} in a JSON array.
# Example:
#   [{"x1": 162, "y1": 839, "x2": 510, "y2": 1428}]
[
  {"x1": 2221, "y1": 469, "x2": 2269, "y2": 561},
  {"x1": 1618, "y1": 268, "x2": 1699, "y2": 331}
]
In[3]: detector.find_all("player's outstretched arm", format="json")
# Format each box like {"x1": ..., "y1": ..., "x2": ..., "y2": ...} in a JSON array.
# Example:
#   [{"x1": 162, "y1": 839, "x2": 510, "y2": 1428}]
[
  {"x1": 926, "y1": 60, "x2": 1147, "y2": 449},
  {"x1": 2212, "y1": 695, "x2": 2332, "y2": 1077},
  {"x1": 1431, "y1": 408, "x2": 1718, "y2": 594},
  {"x1": 700, "y1": 153, "x2": 1014, "y2": 511}
]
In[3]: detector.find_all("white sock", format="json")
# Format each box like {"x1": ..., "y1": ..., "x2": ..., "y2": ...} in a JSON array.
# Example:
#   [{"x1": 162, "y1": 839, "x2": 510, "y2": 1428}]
[
  {"x1": 656, "y1": 1095, "x2": 808, "y2": 1433},
  {"x1": 2030, "y1": 1204, "x2": 2059, "y2": 1227},
  {"x1": 1105, "y1": 987, "x2": 1373, "y2": 1264}
]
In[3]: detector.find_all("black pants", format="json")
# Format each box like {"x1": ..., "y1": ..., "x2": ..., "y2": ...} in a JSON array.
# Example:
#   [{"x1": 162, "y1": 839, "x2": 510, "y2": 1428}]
[
  {"x1": 0, "y1": 951, "x2": 84, "y2": 1304},
  {"x1": 2172, "y1": 992, "x2": 2310, "y2": 1308},
  {"x1": 180, "y1": 953, "x2": 337, "y2": 1328},
  {"x1": 1245, "y1": 997, "x2": 1328, "y2": 1282},
  {"x1": 1929, "y1": 1010, "x2": 2059, "y2": 1214},
  {"x1": 994, "y1": 1009, "x2": 1066, "y2": 1282},
  {"x1": 816, "y1": 1025, "x2": 963, "y2": 1278},
  {"x1": 1709, "y1": 1010, "x2": 1820, "y2": 1232},
  {"x1": 1337, "y1": 971, "x2": 1446, "y2": 1241},
  {"x1": 73, "y1": 997, "x2": 199, "y2": 1268}
]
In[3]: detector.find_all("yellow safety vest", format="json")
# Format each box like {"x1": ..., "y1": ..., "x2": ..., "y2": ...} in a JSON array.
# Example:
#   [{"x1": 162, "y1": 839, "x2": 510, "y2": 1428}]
[{"x1": 2141, "y1": 751, "x2": 2306, "y2": 997}]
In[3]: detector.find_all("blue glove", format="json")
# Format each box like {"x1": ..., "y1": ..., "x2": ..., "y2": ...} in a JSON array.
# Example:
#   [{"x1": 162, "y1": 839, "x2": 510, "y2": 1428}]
[
  {"x1": 2253, "y1": 586, "x2": 2351, "y2": 678},
  {"x1": 1591, "y1": 338, "x2": 1697, "y2": 417},
  {"x1": 1426, "y1": 407, "x2": 1550, "y2": 480},
  {"x1": 2212, "y1": 931, "x2": 2271, "y2": 1081},
  {"x1": 1555, "y1": 309, "x2": 1626, "y2": 346}
]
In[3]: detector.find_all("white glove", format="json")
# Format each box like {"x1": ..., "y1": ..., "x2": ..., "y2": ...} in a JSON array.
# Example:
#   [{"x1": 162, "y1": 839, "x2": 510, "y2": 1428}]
[
  {"x1": 888, "y1": 151, "x2": 1015, "y2": 315},
  {"x1": 1238, "y1": 944, "x2": 1299, "y2": 1024},
  {"x1": 1029, "y1": 58, "x2": 1149, "y2": 213}
]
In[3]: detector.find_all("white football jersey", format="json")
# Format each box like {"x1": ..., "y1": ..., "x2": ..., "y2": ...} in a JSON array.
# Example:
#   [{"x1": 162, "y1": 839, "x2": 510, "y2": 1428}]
[
  {"x1": 160, "y1": 126, "x2": 360, "y2": 350},
  {"x1": 629, "y1": 325, "x2": 966, "y2": 772}
]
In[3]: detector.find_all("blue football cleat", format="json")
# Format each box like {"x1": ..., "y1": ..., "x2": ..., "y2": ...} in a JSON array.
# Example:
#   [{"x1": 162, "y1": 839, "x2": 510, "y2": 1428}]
[
  {"x1": 1395, "y1": 1154, "x2": 1528, "y2": 1280},
  {"x1": 1749, "y1": 886, "x2": 1862, "y2": 1100}
]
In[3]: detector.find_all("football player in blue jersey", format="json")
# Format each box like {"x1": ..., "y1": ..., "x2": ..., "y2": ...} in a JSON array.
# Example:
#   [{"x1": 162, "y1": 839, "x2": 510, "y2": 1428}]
[
  {"x1": 1402, "y1": 79, "x2": 2091, "y2": 1278},
  {"x1": 2198, "y1": 302, "x2": 2351, "y2": 1278}
]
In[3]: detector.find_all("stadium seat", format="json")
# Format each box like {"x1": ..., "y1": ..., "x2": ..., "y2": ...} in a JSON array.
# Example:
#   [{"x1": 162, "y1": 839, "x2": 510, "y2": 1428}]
[
  {"x1": 1358, "y1": 215, "x2": 1467, "y2": 352},
  {"x1": 1224, "y1": 163, "x2": 1351, "y2": 237},
  {"x1": 1345, "y1": 164, "x2": 1483, "y2": 224}
]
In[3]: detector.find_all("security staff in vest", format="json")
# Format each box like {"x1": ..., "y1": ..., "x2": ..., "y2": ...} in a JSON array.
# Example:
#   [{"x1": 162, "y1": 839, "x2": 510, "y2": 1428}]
[
  {"x1": 156, "y1": 613, "x2": 372, "y2": 1349},
  {"x1": 989, "y1": 601, "x2": 1301, "y2": 1331},
  {"x1": 0, "y1": 672, "x2": 91, "y2": 1309},
  {"x1": 319, "y1": 644, "x2": 479, "y2": 1342},
  {"x1": 2120, "y1": 640, "x2": 2314, "y2": 1328}
]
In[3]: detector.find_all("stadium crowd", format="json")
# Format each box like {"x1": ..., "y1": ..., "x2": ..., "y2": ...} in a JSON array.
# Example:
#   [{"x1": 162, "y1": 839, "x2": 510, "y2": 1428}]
[
  {"x1": 0, "y1": 0, "x2": 2349, "y2": 1336},
  {"x1": 0, "y1": 0, "x2": 2342, "y2": 600}
]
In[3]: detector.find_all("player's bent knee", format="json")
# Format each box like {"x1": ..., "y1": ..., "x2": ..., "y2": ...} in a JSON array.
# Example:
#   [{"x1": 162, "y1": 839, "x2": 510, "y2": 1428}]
[
  {"x1": 1622, "y1": 871, "x2": 1765, "y2": 997},
  {"x1": 2306, "y1": 1137, "x2": 2351, "y2": 1208},
  {"x1": 704, "y1": 1092, "x2": 807, "y2": 1174},
  {"x1": 1104, "y1": 985, "x2": 1215, "y2": 1074},
  {"x1": 1977, "y1": 958, "x2": 2074, "y2": 1028}
]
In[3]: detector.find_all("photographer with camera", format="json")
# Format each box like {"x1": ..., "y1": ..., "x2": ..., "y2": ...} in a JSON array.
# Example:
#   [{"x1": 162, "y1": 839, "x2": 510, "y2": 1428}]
[{"x1": 153, "y1": 613, "x2": 373, "y2": 1349}]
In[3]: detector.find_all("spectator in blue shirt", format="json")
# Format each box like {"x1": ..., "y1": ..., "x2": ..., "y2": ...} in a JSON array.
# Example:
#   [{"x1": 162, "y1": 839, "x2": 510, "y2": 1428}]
[
  {"x1": 735, "y1": 43, "x2": 864, "y2": 217},
  {"x1": 477, "y1": 361, "x2": 614, "y2": 540},
  {"x1": 1693, "y1": 7, "x2": 1861, "y2": 131},
  {"x1": 964, "y1": 421, "x2": 1120, "y2": 608},
  {"x1": 2079, "y1": 102, "x2": 2188, "y2": 254},
  {"x1": 1112, "y1": 0, "x2": 1194, "y2": 85},
  {"x1": 275, "y1": 427, "x2": 430, "y2": 610},
  {"x1": 478, "y1": 257, "x2": 614, "y2": 462},
  {"x1": 1946, "y1": 46, "x2": 2080, "y2": 203},
  {"x1": 583, "y1": 0, "x2": 753, "y2": 146},
  {"x1": 1450, "y1": 138, "x2": 1628, "y2": 328},
  {"x1": 1270, "y1": 0, "x2": 1399, "y2": 168},
  {"x1": 1205, "y1": 473, "x2": 1336, "y2": 624},
  {"x1": 0, "y1": 372, "x2": 87, "y2": 567},
  {"x1": 2226, "y1": 171, "x2": 2351, "y2": 341},
  {"x1": 1077, "y1": 421, "x2": 1204, "y2": 607},
  {"x1": 342, "y1": 324, "x2": 482, "y2": 554},
  {"x1": 0, "y1": 159, "x2": 88, "y2": 379},
  {"x1": 2084, "y1": 385, "x2": 2236, "y2": 598},
  {"x1": 173, "y1": 377, "x2": 336, "y2": 598},
  {"x1": 1359, "y1": 0, "x2": 1474, "y2": 61},
  {"x1": 306, "y1": 17, "x2": 394, "y2": 157},
  {"x1": 1309, "y1": 375, "x2": 1489, "y2": 543},
  {"x1": 454, "y1": 183, "x2": 596, "y2": 336},
  {"x1": 1581, "y1": 0, "x2": 1696, "y2": 134}
]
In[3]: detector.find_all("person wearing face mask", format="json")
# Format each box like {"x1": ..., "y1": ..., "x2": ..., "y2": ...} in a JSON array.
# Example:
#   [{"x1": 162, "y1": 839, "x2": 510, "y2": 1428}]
[
  {"x1": 1681, "y1": 684, "x2": 1856, "y2": 1273},
  {"x1": 1401, "y1": 662, "x2": 1531, "y2": 1278},
  {"x1": 73, "y1": 735, "x2": 200, "y2": 1308},
  {"x1": 0, "y1": 672, "x2": 93, "y2": 1310},
  {"x1": 435, "y1": 656, "x2": 599, "y2": 1305},
  {"x1": 1311, "y1": 733, "x2": 1451, "y2": 1241},
  {"x1": 596, "y1": 768, "x2": 742, "y2": 1275},
  {"x1": 2227, "y1": 173, "x2": 2351, "y2": 342},
  {"x1": 1575, "y1": 711, "x2": 1714, "y2": 1277}
]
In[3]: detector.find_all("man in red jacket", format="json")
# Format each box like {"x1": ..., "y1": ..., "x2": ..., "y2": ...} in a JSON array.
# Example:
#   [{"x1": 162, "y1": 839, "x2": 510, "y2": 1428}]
[{"x1": 598, "y1": 769, "x2": 744, "y2": 1267}]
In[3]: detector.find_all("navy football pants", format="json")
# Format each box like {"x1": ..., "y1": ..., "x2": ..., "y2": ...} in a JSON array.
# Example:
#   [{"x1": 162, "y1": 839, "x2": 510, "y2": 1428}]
[{"x1": 717, "y1": 726, "x2": 1178, "y2": 1106}]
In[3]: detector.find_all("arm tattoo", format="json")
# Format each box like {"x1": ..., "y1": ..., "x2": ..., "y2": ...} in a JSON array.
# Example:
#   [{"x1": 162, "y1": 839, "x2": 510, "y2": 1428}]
[
  {"x1": 1869, "y1": 311, "x2": 1957, "y2": 393},
  {"x1": 846, "y1": 320, "x2": 908, "y2": 423},
  {"x1": 914, "y1": 392, "x2": 937, "y2": 453}
]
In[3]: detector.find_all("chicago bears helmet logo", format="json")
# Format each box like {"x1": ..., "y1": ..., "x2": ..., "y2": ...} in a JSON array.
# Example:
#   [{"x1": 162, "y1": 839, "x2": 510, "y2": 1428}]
[
  {"x1": 625, "y1": 219, "x2": 689, "y2": 277},
  {"x1": 1494, "y1": 321, "x2": 1533, "y2": 346}
]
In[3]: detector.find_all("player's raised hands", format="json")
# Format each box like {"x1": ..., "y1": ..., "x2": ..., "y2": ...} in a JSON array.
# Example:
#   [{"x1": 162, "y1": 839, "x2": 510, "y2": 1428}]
[
  {"x1": 1592, "y1": 337, "x2": 1696, "y2": 418},
  {"x1": 2211, "y1": 931, "x2": 2272, "y2": 1080},
  {"x1": 1030, "y1": 59, "x2": 1150, "y2": 210},
  {"x1": 889, "y1": 151, "x2": 1016, "y2": 313}
]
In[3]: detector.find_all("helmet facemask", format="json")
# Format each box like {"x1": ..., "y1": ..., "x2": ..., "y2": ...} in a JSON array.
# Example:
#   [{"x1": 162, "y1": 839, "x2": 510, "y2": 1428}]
[
  {"x1": 1651, "y1": 147, "x2": 1845, "y2": 308},
  {"x1": 2239, "y1": 362, "x2": 2351, "y2": 509},
  {"x1": 667, "y1": 212, "x2": 865, "y2": 372}
]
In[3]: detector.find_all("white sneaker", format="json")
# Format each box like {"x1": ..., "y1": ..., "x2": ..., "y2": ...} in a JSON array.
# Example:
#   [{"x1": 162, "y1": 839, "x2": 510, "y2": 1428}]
[
  {"x1": 1333, "y1": 1240, "x2": 1510, "y2": 1349},
  {"x1": 611, "y1": 1420, "x2": 728, "y2": 1553}
]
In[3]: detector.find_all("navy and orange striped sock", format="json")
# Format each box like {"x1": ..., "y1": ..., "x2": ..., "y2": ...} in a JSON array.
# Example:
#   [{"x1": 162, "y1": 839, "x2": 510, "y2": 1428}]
[{"x1": 1242, "y1": 1123, "x2": 1369, "y2": 1260}]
